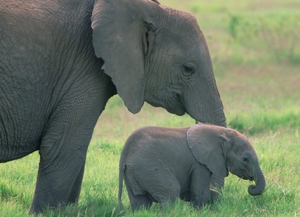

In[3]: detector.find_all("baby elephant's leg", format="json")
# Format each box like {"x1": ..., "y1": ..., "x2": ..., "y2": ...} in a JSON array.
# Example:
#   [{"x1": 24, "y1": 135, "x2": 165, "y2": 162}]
[
  {"x1": 210, "y1": 174, "x2": 224, "y2": 202},
  {"x1": 190, "y1": 165, "x2": 212, "y2": 208},
  {"x1": 124, "y1": 170, "x2": 153, "y2": 210},
  {"x1": 126, "y1": 187, "x2": 153, "y2": 211},
  {"x1": 142, "y1": 169, "x2": 181, "y2": 208}
]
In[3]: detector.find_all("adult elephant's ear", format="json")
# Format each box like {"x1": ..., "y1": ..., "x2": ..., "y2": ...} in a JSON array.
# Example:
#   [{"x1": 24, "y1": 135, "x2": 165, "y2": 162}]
[
  {"x1": 91, "y1": 0, "x2": 157, "y2": 113},
  {"x1": 187, "y1": 124, "x2": 229, "y2": 179}
]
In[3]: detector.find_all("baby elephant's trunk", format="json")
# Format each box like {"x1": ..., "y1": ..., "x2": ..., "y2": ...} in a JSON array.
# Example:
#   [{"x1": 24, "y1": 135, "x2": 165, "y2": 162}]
[{"x1": 248, "y1": 166, "x2": 266, "y2": 196}]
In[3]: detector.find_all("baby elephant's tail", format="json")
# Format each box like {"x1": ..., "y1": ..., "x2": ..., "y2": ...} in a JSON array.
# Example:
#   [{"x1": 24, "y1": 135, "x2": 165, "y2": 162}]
[{"x1": 118, "y1": 163, "x2": 125, "y2": 211}]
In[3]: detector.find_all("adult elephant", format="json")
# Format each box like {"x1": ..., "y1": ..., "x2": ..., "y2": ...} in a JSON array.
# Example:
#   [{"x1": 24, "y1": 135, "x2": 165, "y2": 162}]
[{"x1": 0, "y1": 0, "x2": 226, "y2": 213}]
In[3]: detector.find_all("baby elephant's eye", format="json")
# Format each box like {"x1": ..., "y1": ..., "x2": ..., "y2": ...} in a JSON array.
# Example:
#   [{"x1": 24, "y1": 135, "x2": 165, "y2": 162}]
[
  {"x1": 243, "y1": 157, "x2": 250, "y2": 162},
  {"x1": 184, "y1": 65, "x2": 194, "y2": 73}
]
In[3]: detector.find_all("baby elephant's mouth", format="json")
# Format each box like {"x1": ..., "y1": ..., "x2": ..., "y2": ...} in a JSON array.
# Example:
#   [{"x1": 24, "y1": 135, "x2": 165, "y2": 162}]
[
  {"x1": 237, "y1": 175, "x2": 254, "y2": 181},
  {"x1": 234, "y1": 171, "x2": 254, "y2": 181},
  {"x1": 248, "y1": 176, "x2": 254, "y2": 181}
]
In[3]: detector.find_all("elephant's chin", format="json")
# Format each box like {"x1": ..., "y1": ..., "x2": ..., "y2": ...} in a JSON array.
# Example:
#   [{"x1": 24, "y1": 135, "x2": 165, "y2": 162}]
[
  {"x1": 167, "y1": 96, "x2": 186, "y2": 115},
  {"x1": 166, "y1": 107, "x2": 185, "y2": 116},
  {"x1": 161, "y1": 101, "x2": 186, "y2": 116},
  {"x1": 145, "y1": 94, "x2": 186, "y2": 116}
]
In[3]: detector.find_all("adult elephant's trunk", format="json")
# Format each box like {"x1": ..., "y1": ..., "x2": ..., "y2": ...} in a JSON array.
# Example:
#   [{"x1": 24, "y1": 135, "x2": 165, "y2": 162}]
[
  {"x1": 248, "y1": 166, "x2": 266, "y2": 196},
  {"x1": 184, "y1": 48, "x2": 226, "y2": 126},
  {"x1": 182, "y1": 33, "x2": 226, "y2": 127}
]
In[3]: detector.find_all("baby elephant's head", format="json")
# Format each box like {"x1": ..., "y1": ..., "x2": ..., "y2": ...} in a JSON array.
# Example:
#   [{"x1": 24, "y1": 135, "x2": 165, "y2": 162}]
[
  {"x1": 187, "y1": 124, "x2": 266, "y2": 196},
  {"x1": 224, "y1": 129, "x2": 266, "y2": 195}
]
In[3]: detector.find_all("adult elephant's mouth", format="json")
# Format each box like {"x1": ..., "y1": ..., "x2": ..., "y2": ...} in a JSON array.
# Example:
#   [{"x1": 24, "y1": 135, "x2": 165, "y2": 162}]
[
  {"x1": 167, "y1": 93, "x2": 186, "y2": 115},
  {"x1": 165, "y1": 103, "x2": 185, "y2": 116},
  {"x1": 145, "y1": 92, "x2": 186, "y2": 116}
]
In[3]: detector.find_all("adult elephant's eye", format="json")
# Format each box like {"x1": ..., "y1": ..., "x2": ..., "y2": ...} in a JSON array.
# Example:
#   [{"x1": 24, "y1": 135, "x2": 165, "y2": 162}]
[{"x1": 182, "y1": 63, "x2": 195, "y2": 76}]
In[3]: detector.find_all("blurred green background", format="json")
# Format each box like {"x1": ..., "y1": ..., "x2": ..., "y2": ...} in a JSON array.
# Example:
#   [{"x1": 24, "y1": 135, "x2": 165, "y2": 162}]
[{"x1": 0, "y1": 0, "x2": 299, "y2": 216}]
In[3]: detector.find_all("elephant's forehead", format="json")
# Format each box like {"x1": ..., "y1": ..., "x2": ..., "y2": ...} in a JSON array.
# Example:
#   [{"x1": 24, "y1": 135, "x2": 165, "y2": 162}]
[
  {"x1": 176, "y1": 13, "x2": 201, "y2": 36},
  {"x1": 234, "y1": 137, "x2": 254, "y2": 151},
  {"x1": 163, "y1": 7, "x2": 202, "y2": 37}
]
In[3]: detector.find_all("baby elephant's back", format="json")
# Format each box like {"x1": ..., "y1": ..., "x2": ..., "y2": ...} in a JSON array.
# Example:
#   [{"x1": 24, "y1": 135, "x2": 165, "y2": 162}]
[{"x1": 121, "y1": 126, "x2": 191, "y2": 165}]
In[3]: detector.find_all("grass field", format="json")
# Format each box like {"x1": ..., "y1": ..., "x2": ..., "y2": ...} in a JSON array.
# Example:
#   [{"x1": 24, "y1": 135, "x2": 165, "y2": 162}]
[{"x1": 1, "y1": 0, "x2": 299, "y2": 216}]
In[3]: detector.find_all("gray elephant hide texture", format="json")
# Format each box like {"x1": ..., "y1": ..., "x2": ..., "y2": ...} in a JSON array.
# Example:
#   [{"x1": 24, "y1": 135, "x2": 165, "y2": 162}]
[
  {"x1": 118, "y1": 124, "x2": 266, "y2": 210},
  {"x1": 0, "y1": 0, "x2": 226, "y2": 213}
]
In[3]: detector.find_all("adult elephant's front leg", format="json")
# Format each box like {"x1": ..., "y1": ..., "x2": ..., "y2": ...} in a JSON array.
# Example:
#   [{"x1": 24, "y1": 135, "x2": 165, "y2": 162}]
[
  {"x1": 29, "y1": 120, "x2": 93, "y2": 213},
  {"x1": 29, "y1": 90, "x2": 103, "y2": 213}
]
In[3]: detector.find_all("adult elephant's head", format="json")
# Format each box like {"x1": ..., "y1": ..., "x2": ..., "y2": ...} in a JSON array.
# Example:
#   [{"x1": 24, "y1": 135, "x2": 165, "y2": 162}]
[{"x1": 91, "y1": 0, "x2": 226, "y2": 126}]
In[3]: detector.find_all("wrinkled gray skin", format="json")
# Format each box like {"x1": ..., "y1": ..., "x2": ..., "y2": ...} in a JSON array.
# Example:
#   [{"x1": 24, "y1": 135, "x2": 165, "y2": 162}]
[
  {"x1": 119, "y1": 124, "x2": 265, "y2": 210},
  {"x1": 0, "y1": 0, "x2": 226, "y2": 213}
]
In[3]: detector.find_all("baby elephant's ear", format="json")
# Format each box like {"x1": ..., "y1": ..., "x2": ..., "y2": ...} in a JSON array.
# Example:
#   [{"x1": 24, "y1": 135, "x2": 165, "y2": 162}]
[{"x1": 187, "y1": 124, "x2": 228, "y2": 178}]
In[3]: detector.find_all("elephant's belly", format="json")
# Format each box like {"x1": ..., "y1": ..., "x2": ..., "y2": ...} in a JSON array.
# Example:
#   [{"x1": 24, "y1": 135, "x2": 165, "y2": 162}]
[
  {"x1": 0, "y1": 141, "x2": 39, "y2": 163},
  {"x1": 0, "y1": 121, "x2": 42, "y2": 162}
]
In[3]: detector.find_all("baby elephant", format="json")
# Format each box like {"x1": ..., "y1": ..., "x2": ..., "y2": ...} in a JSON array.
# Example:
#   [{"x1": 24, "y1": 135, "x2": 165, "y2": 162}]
[{"x1": 118, "y1": 124, "x2": 266, "y2": 210}]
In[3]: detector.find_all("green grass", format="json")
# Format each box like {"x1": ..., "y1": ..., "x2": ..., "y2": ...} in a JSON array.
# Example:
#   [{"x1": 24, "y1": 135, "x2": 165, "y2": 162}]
[
  {"x1": 1, "y1": 0, "x2": 300, "y2": 216},
  {"x1": 228, "y1": 108, "x2": 300, "y2": 135}
]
